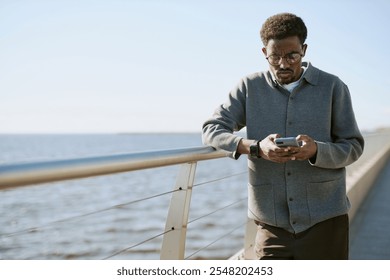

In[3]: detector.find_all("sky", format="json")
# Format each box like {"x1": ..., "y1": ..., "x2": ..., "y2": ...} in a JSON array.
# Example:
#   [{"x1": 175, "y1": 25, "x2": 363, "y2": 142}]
[{"x1": 1, "y1": 0, "x2": 389, "y2": 133}]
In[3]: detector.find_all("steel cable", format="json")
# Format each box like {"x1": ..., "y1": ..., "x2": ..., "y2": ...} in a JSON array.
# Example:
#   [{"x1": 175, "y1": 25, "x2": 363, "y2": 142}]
[
  {"x1": 1, "y1": 188, "x2": 180, "y2": 238},
  {"x1": 193, "y1": 171, "x2": 247, "y2": 188},
  {"x1": 188, "y1": 198, "x2": 246, "y2": 224},
  {"x1": 184, "y1": 221, "x2": 247, "y2": 260},
  {"x1": 102, "y1": 228, "x2": 174, "y2": 260}
]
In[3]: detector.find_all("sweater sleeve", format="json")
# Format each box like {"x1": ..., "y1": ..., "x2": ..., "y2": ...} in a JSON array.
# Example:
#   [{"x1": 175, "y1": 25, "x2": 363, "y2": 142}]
[
  {"x1": 310, "y1": 81, "x2": 364, "y2": 168},
  {"x1": 202, "y1": 79, "x2": 247, "y2": 159}
]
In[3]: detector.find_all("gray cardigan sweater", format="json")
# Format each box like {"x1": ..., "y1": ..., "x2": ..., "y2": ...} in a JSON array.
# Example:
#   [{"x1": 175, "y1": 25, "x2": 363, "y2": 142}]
[{"x1": 202, "y1": 62, "x2": 364, "y2": 233}]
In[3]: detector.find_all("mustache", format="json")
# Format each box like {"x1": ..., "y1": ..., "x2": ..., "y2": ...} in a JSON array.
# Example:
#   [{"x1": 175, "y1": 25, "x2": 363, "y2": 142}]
[{"x1": 277, "y1": 69, "x2": 293, "y2": 73}]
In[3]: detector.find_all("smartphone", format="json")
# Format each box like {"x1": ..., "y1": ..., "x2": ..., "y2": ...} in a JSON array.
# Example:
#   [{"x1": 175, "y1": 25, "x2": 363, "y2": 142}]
[{"x1": 274, "y1": 137, "x2": 300, "y2": 147}]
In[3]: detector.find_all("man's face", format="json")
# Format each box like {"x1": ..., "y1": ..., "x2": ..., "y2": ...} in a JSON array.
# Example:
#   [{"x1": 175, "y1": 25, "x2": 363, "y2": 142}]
[{"x1": 262, "y1": 36, "x2": 307, "y2": 85}]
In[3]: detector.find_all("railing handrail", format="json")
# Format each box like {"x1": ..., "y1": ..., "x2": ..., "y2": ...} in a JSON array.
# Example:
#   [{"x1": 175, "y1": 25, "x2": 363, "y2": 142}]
[{"x1": 0, "y1": 146, "x2": 229, "y2": 189}]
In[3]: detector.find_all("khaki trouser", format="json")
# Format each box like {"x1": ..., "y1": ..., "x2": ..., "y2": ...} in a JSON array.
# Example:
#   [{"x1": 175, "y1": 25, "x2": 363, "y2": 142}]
[{"x1": 255, "y1": 214, "x2": 349, "y2": 260}]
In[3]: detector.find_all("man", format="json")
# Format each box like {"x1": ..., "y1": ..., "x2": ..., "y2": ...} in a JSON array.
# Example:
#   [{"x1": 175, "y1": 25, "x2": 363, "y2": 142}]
[{"x1": 202, "y1": 13, "x2": 364, "y2": 259}]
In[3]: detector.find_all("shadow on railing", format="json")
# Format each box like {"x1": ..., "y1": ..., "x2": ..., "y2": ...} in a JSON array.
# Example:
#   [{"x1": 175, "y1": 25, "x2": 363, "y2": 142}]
[{"x1": 1, "y1": 131, "x2": 390, "y2": 260}]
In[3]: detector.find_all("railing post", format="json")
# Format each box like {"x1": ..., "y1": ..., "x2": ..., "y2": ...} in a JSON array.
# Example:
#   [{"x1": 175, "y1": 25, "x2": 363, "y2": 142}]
[
  {"x1": 160, "y1": 162, "x2": 197, "y2": 259},
  {"x1": 243, "y1": 218, "x2": 257, "y2": 259}
]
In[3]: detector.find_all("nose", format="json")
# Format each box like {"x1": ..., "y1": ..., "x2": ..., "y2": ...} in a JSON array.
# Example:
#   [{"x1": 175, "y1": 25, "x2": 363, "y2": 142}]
[{"x1": 279, "y1": 57, "x2": 291, "y2": 69}]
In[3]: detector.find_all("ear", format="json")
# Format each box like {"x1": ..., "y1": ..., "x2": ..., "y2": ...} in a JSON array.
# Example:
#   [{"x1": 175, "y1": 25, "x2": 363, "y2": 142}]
[
  {"x1": 302, "y1": 44, "x2": 308, "y2": 56},
  {"x1": 262, "y1": 47, "x2": 267, "y2": 56}
]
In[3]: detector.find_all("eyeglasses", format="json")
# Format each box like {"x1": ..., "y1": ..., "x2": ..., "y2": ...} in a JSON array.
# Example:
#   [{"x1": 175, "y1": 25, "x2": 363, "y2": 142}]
[{"x1": 266, "y1": 52, "x2": 303, "y2": 66}]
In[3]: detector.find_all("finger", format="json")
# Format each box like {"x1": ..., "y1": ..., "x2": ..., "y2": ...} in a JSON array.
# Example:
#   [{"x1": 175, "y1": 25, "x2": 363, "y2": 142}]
[
  {"x1": 296, "y1": 134, "x2": 308, "y2": 141},
  {"x1": 274, "y1": 149, "x2": 292, "y2": 157},
  {"x1": 297, "y1": 134, "x2": 314, "y2": 144},
  {"x1": 268, "y1": 134, "x2": 281, "y2": 144}
]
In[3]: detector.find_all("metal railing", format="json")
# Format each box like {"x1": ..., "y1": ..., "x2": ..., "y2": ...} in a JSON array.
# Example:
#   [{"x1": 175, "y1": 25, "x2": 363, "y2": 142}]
[{"x1": 0, "y1": 146, "x2": 242, "y2": 259}]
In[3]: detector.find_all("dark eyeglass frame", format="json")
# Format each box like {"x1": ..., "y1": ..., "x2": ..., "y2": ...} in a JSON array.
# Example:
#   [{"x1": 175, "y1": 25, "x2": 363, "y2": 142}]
[{"x1": 266, "y1": 52, "x2": 303, "y2": 66}]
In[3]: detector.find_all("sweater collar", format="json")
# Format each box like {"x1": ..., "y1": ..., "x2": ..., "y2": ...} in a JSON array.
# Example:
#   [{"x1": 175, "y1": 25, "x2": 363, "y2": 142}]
[{"x1": 301, "y1": 62, "x2": 319, "y2": 86}]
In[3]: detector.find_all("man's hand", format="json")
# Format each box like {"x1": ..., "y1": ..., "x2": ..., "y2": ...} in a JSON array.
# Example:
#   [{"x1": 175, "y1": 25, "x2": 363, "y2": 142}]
[
  {"x1": 259, "y1": 134, "x2": 317, "y2": 163},
  {"x1": 259, "y1": 134, "x2": 291, "y2": 163},
  {"x1": 293, "y1": 134, "x2": 317, "y2": 161}
]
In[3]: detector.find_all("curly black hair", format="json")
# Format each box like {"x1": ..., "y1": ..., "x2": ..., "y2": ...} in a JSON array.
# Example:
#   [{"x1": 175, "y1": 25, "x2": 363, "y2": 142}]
[{"x1": 260, "y1": 13, "x2": 307, "y2": 46}]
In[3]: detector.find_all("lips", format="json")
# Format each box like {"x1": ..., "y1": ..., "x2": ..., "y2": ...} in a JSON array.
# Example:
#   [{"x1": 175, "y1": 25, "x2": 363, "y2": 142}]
[{"x1": 277, "y1": 70, "x2": 293, "y2": 76}]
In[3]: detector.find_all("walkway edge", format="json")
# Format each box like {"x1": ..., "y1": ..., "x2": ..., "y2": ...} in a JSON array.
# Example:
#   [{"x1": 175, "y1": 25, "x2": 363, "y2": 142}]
[{"x1": 347, "y1": 141, "x2": 390, "y2": 221}]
